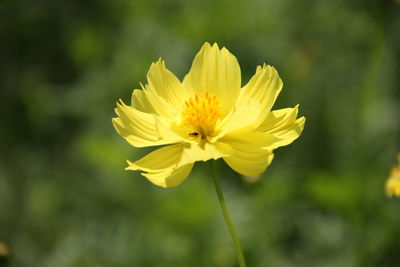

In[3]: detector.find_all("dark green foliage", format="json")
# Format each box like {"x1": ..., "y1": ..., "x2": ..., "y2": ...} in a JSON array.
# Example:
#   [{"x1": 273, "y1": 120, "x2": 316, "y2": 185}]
[{"x1": 0, "y1": 0, "x2": 399, "y2": 266}]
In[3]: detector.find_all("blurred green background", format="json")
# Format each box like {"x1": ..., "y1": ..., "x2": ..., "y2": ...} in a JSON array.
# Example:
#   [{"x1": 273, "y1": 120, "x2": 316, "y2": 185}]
[{"x1": 1, "y1": 0, "x2": 400, "y2": 266}]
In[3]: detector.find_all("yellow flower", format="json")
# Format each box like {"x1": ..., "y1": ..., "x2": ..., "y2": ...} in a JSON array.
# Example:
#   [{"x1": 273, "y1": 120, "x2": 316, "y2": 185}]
[
  {"x1": 385, "y1": 154, "x2": 400, "y2": 198},
  {"x1": 112, "y1": 42, "x2": 305, "y2": 188}
]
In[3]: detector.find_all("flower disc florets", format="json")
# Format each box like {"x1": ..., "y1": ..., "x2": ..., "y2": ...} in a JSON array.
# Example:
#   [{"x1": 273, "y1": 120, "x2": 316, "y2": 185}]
[{"x1": 182, "y1": 91, "x2": 222, "y2": 138}]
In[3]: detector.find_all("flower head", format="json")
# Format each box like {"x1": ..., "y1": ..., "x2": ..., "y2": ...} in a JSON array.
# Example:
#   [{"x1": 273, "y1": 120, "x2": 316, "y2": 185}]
[
  {"x1": 385, "y1": 154, "x2": 400, "y2": 198},
  {"x1": 112, "y1": 42, "x2": 305, "y2": 187}
]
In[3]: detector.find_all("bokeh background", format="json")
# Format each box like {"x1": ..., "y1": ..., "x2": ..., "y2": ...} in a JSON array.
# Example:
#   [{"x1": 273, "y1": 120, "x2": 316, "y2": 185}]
[{"x1": 1, "y1": 0, "x2": 400, "y2": 266}]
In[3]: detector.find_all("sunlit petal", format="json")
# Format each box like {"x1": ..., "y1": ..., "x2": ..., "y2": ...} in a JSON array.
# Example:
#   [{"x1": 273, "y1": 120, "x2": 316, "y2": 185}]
[
  {"x1": 179, "y1": 141, "x2": 233, "y2": 166},
  {"x1": 238, "y1": 64, "x2": 283, "y2": 126},
  {"x1": 221, "y1": 132, "x2": 277, "y2": 176},
  {"x1": 141, "y1": 164, "x2": 194, "y2": 188},
  {"x1": 112, "y1": 100, "x2": 182, "y2": 147},
  {"x1": 257, "y1": 105, "x2": 305, "y2": 148},
  {"x1": 147, "y1": 59, "x2": 187, "y2": 109},
  {"x1": 211, "y1": 97, "x2": 262, "y2": 141},
  {"x1": 126, "y1": 141, "x2": 232, "y2": 187},
  {"x1": 183, "y1": 42, "x2": 241, "y2": 114}
]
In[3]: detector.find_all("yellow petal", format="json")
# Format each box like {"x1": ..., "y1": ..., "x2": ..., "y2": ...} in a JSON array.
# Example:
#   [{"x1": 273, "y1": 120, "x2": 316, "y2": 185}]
[
  {"x1": 224, "y1": 151, "x2": 274, "y2": 177},
  {"x1": 131, "y1": 89, "x2": 153, "y2": 113},
  {"x1": 210, "y1": 65, "x2": 283, "y2": 141},
  {"x1": 130, "y1": 59, "x2": 185, "y2": 120},
  {"x1": 126, "y1": 144, "x2": 191, "y2": 187},
  {"x1": 257, "y1": 106, "x2": 299, "y2": 132},
  {"x1": 386, "y1": 159, "x2": 400, "y2": 198},
  {"x1": 211, "y1": 97, "x2": 263, "y2": 141},
  {"x1": 222, "y1": 131, "x2": 281, "y2": 151},
  {"x1": 147, "y1": 59, "x2": 186, "y2": 109},
  {"x1": 126, "y1": 142, "x2": 231, "y2": 188},
  {"x1": 112, "y1": 100, "x2": 182, "y2": 147},
  {"x1": 135, "y1": 84, "x2": 177, "y2": 120},
  {"x1": 183, "y1": 42, "x2": 241, "y2": 114},
  {"x1": 223, "y1": 145, "x2": 274, "y2": 177},
  {"x1": 179, "y1": 141, "x2": 233, "y2": 166},
  {"x1": 142, "y1": 164, "x2": 194, "y2": 188},
  {"x1": 268, "y1": 117, "x2": 305, "y2": 148},
  {"x1": 126, "y1": 144, "x2": 186, "y2": 172},
  {"x1": 237, "y1": 64, "x2": 283, "y2": 126},
  {"x1": 221, "y1": 132, "x2": 277, "y2": 176},
  {"x1": 257, "y1": 105, "x2": 306, "y2": 148}
]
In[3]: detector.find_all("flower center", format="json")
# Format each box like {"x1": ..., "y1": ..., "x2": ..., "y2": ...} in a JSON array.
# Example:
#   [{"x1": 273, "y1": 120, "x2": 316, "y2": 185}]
[{"x1": 182, "y1": 91, "x2": 222, "y2": 137}]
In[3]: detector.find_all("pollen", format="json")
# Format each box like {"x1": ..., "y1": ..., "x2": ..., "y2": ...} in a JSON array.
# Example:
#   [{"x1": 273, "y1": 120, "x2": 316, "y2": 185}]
[{"x1": 182, "y1": 91, "x2": 222, "y2": 137}]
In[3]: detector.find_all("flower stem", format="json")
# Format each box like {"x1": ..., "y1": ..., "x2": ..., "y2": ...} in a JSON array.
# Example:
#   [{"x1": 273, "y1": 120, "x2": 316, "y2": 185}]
[{"x1": 210, "y1": 160, "x2": 247, "y2": 267}]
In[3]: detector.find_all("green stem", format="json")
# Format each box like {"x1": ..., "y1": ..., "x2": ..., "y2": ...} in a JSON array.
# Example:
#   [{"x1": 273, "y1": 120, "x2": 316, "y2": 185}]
[{"x1": 210, "y1": 160, "x2": 247, "y2": 267}]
